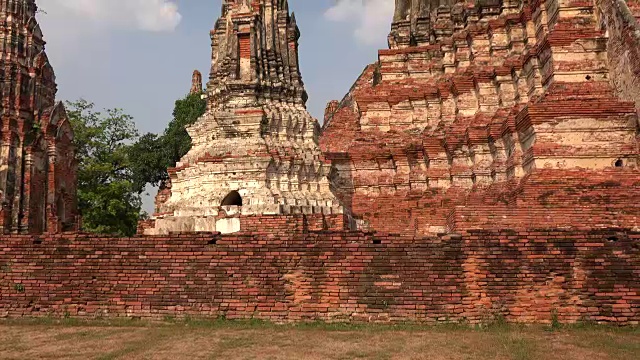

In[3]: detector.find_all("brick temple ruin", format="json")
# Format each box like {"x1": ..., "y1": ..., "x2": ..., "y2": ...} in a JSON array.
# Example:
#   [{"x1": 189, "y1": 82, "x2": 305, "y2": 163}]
[
  {"x1": 142, "y1": 0, "x2": 349, "y2": 235},
  {"x1": 322, "y1": 0, "x2": 640, "y2": 235},
  {"x1": 0, "y1": 0, "x2": 78, "y2": 235},
  {"x1": 0, "y1": 0, "x2": 639, "y2": 324}
]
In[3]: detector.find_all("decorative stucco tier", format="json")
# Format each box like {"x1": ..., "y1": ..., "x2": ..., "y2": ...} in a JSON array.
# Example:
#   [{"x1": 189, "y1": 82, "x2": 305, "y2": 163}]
[{"x1": 145, "y1": 0, "x2": 347, "y2": 235}]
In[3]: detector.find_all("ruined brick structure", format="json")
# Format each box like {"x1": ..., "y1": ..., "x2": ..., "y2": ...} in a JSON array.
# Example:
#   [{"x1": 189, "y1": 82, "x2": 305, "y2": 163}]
[
  {"x1": 190, "y1": 69, "x2": 203, "y2": 95},
  {"x1": 144, "y1": 0, "x2": 348, "y2": 235},
  {"x1": 0, "y1": 0, "x2": 78, "y2": 234},
  {"x1": 322, "y1": 0, "x2": 640, "y2": 235}
]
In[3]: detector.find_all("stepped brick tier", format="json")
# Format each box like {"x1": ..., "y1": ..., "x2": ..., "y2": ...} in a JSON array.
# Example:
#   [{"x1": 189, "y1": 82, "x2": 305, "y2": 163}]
[
  {"x1": 0, "y1": 0, "x2": 78, "y2": 234},
  {"x1": 144, "y1": 0, "x2": 347, "y2": 235},
  {"x1": 321, "y1": 0, "x2": 640, "y2": 235},
  {"x1": 1, "y1": 227, "x2": 639, "y2": 324}
]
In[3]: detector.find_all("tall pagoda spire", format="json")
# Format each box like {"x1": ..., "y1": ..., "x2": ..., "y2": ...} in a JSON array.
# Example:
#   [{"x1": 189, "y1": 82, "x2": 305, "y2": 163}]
[
  {"x1": 144, "y1": 0, "x2": 348, "y2": 235},
  {"x1": 208, "y1": 0, "x2": 306, "y2": 108}
]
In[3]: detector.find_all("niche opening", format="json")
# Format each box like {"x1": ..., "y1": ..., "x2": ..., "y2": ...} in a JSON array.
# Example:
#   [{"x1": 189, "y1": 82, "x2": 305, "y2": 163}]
[{"x1": 221, "y1": 191, "x2": 243, "y2": 206}]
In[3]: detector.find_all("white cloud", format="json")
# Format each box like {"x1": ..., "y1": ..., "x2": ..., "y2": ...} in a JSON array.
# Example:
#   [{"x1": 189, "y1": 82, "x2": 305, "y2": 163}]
[
  {"x1": 325, "y1": 0, "x2": 394, "y2": 45},
  {"x1": 38, "y1": 0, "x2": 182, "y2": 32},
  {"x1": 36, "y1": 0, "x2": 182, "y2": 67}
]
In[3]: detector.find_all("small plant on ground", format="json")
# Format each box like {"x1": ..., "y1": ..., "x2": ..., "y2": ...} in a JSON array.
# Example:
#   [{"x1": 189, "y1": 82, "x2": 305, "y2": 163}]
[{"x1": 547, "y1": 309, "x2": 561, "y2": 331}]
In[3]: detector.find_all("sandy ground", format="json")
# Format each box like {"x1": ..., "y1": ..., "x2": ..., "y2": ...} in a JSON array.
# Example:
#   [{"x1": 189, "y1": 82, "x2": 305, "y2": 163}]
[{"x1": 0, "y1": 320, "x2": 638, "y2": 360}]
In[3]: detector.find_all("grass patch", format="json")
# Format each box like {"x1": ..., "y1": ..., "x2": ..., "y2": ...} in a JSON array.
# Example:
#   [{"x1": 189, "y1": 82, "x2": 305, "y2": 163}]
[
  {"x1": 0, "y1": 320, "x2": 638, "y2": 360},
  {"x1": 339, "y1": 350, "x2": 393, "y2": 360},
  {"x1": 53, "y1": 330, "x2": 100, "y2": 342},
  {"x1": 2, "y1": 316, "x2": 637, "y2": 334},
  {"x1": 94, "y1": 328, "x2": 173, "y2": 360},
  {"x1": 498, "y1": 333, "x2": 538, "y2": 360},
  {"x1": 561, "y1": 327, "x2": 640, "y2": 360},
  {"x1": 0, "y1": 316, "x2": 150, "y2": 328},
  {"x1": 52, "y1": 328, "x2": 133, "y2": 342},
  {"x1": 216, "y1": 334, "x2": 258, "y2": 352},
  {"x1": 95, "y1": 345, "x2": 142, "y2": 360}
]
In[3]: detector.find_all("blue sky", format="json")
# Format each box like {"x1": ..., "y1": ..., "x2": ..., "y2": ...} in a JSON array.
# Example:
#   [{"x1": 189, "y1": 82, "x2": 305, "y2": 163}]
[{"x1": 37, "y1": 0, "x2": 394, "y2": 134}]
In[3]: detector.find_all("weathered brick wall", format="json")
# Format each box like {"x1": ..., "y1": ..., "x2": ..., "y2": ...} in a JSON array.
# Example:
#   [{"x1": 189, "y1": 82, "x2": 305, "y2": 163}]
[
  {"x1": 1, "y1": 229, "x2": 638, "y2": 324},
  {"x1": 598, "y1": 0, "x2": 640, "y2": 115},
  {"x1": 448, "y1": 169, "x2": 640, "y2": 231}
]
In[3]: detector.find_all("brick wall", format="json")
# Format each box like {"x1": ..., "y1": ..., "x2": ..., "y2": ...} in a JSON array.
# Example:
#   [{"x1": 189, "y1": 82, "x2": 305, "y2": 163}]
[
  {"x1": 448, "y1": 169, "x2": 640, "y2": 231},
  {"x1": 1, "y1": 229, "x2": 638, "y2": 324},
  {"x1": 238, "y1": 33, "x2": 251, "y2": 59}
]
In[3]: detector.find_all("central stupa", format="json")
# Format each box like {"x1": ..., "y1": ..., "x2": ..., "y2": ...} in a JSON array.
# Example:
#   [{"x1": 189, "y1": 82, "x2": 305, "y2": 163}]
[{"x1": 146, "y1": 0, "x2": 346, "y2": 234}]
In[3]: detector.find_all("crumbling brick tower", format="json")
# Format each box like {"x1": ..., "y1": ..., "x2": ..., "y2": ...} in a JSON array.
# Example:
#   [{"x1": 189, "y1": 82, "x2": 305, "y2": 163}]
[
  {"x1": 146, "y1": 0, "x2": 347, "y2": 234},
  {"x1": 322, "y1": 0, "x2": 640, "y2": 234},
  {"x1": 0, "y1": 0, "x2": 78, "y2": 234}
]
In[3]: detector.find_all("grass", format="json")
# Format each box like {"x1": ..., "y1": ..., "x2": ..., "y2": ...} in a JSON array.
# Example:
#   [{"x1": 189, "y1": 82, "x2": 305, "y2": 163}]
[{"x1": 0, "y1": 318, "x2": 638, "y2": 360}]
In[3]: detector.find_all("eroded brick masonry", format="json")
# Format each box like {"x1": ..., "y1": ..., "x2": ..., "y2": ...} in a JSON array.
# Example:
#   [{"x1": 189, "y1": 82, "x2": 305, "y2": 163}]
[{"x1": 0, "y1": 228, "x2": 638, "y2": 324}]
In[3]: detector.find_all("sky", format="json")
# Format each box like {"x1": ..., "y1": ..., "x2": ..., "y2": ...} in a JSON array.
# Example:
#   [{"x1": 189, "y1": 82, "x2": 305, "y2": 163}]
[
  {"x1": 35, "y1": 0, "x2": 395, "y2": 210},
  {"x1": 36, "y1": 0, "x2": 394, "y2": 133}
]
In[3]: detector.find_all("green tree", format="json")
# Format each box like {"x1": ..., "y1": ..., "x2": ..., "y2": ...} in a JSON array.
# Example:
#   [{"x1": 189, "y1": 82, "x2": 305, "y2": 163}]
[
  {"x1": 66, "y1": 99, "x2": 142, "y2": 236},
  {"x1": 164, "y1": 92, "x2": 207, "y2": 165},
  {"x1": 129, "y1": 92, "x2": 206, "y2": 193},
  {"x1": 129, "y1": 132, "x2": 167, "y2": 194}
]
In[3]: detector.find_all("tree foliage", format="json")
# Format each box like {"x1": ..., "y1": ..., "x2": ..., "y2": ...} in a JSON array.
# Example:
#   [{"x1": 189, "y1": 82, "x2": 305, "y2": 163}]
[
  {"x1": 129, "y1": 132, "x2": 166, "y2": 194},
  {"x1": 164, "y1": 92, "x2": 207, "y2": 165},
  {"x1": 66, "y1": 99, "x2": 141, "y2": 236},
  {"x1": 129, "y1": 92, "x2": 206, "y2": 193},
  {"x1": 63, "y1": 92, "x2": 205, "y2": 236}
]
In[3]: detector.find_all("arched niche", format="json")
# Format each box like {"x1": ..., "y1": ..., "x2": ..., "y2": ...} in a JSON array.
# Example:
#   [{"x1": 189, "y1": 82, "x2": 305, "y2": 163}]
[
  {"x1": 221, "y1": 190, "x2": 243, "y2": 206},
  {"x1": 45, "y1": 102, "x2": 69, "y2": 136}
]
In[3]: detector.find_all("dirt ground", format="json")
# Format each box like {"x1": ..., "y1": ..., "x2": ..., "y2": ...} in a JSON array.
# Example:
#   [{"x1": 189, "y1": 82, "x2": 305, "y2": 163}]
[{"x1": 0, "y1": 319, "x2": 638, "y2": 360}]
